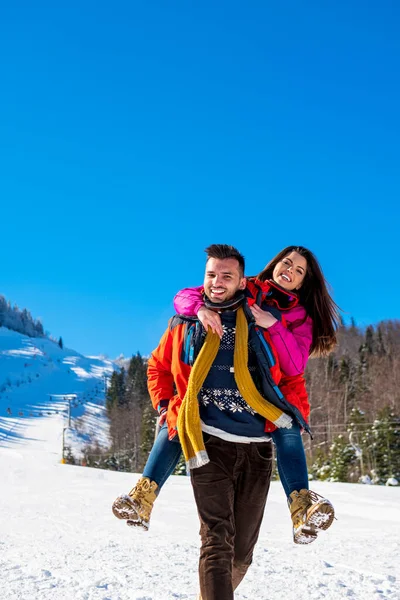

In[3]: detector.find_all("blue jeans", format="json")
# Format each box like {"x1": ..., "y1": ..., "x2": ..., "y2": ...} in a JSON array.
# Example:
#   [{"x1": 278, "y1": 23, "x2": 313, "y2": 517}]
[
  {"x1": 143, "y1": 421, "x2": 308, "y2": 497},
  {"x1": 271, "y1": 422, "x2": 309, "y2": 498},
  {"x1": 142, "y1": 423, "x2": 182, "y2": 489}
]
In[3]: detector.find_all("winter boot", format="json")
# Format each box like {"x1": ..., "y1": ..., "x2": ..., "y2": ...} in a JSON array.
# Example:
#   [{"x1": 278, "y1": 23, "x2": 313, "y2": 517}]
[
  {"x1": 112, "y1": 477, "x2": 158, "y2": 531},
  {"x1": 288, "y1": 489, "x2": 335, "y2": 545}
]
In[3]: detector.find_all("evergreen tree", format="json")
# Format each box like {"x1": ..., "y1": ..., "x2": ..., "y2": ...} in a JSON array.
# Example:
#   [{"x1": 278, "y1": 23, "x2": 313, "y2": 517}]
[
  {"x1": 173, "y1": 453, "x2": 188, "y2": 476},
  {"x1": 325, "y1": 435, "x2": 356, "y2": 482},
  {"x1": 124, "y1": 354, "x2": 151, "y2": 469},
  {"x1": 58, "y1": 336, "x2": 64, "y2": 349},
  {"x1": 125, "y1": 353, "x2": 148, "y2": 408},
  {"x1": 370, "y1": 407, "x2": 400, "y2": 483},
  {"x1": 365, "y1": 326, "x2": 375, "y2": 354},
  {"x1": 376, "y1": 325, "x2": 386, "y2": 357},
  {"x1": 35, "y1": 319, "x2": 44, "y2": 337},
  {"x1": 106, "y1": 369, "x2": 126, "y2": 411},
  {"x1": 140, "y1": 403, "x2": 158, "y2": 468}
]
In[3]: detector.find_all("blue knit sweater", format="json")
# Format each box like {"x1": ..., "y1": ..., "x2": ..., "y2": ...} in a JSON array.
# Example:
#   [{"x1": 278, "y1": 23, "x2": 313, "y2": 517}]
[{"x1": 198, "y1": 311, "x2": 267, "y2": 437}]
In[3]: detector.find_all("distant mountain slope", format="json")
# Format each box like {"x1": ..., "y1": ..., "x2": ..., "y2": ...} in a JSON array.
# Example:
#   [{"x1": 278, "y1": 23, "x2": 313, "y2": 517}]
[{"x1": 0, "y1": 326, "x2": 115, "y2": 455}]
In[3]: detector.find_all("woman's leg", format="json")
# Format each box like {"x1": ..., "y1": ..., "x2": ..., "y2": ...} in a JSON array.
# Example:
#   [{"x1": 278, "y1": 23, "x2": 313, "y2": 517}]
[
  {"x1": 271, "y1": 423, "x2": 334, "y2": 544},
  {"x1": 271, "y1": 422, "x2": 308, "y2": 498},
  {"x1": 142, "y1": 423, "x2": 182, "y2": 490},
  {"x1": 112, "y1": 423, "x2": 183, "y2": 529}
]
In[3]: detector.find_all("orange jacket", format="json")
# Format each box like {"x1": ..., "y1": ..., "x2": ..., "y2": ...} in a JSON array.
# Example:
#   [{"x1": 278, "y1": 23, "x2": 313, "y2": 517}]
[{"x1": 148, "y1": 304, "x2": 310, "y2": 441}]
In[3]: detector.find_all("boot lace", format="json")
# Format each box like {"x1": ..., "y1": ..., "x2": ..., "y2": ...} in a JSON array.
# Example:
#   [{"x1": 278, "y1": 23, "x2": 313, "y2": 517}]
[
  {"x1": 306, "y1": 490, "x2": 324, "y2": 504},
  {"x1": 129, "y1": 478, "x2": 156, "y2": 509}
]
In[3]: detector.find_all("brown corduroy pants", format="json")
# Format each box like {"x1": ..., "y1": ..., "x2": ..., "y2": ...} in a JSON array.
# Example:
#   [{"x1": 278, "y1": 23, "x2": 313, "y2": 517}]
[{"x1": 190, "y1": 434, "x2": 273, "y2": 600}]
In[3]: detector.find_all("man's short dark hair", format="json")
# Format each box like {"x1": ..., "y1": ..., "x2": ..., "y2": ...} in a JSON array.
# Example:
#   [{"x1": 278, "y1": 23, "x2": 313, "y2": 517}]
[{"x1": 205, "y1": 244, "x2": 245, "y2": 276}]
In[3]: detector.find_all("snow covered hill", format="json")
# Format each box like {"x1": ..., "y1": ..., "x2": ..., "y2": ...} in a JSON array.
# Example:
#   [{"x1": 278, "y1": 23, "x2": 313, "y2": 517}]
[{"x1": 0, "y1": 327, "x2": 115, "y2": 454}]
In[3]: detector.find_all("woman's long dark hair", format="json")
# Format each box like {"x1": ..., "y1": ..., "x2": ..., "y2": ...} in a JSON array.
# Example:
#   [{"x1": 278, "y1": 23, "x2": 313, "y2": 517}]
[{"x1": 257, "y1": 246, "x2": 340, "y2": 356}]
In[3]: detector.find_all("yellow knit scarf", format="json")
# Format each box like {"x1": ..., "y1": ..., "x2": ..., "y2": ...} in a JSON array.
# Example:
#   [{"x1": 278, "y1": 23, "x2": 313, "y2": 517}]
[{"x1": 177, "y1": 306, "x2": 293, "y2": 469}]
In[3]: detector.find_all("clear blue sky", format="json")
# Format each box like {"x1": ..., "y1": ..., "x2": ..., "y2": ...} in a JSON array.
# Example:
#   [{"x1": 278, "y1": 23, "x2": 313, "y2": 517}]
[{"x1": 1, "y1": 1, "x2": 399, "y2": 358}]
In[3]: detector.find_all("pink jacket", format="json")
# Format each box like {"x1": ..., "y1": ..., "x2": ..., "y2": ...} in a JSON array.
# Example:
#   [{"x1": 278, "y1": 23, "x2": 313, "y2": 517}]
[{"x1": 174, "y1": 286, "x2": 313, "y2": 376}]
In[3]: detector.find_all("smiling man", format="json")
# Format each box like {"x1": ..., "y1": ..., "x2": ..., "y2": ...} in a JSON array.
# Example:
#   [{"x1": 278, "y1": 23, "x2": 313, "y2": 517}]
[
  {"x1": 146, "y1": 244, "x2": 282, "y2": 600},
  {"x1": 203, "y1": 248, "x2": 246, "y2": 303}
]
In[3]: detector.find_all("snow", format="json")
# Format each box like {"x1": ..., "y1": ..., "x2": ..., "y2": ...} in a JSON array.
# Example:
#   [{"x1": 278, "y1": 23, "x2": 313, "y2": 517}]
[
  {"x1": 0, "y1": 327, "x2": 114, "y2": 453},
  {"x1": 1, "y1": 327, "x2": 399, "y2": 599}
]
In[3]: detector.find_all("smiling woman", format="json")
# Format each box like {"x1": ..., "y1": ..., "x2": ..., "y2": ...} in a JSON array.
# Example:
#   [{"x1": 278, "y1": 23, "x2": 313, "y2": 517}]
[
  {"x1": 273, "y1": 251, "x2": 307, "y2": 291},
  {"x1": 256, "y1": 245, "x2": 339, "y2": 357}
]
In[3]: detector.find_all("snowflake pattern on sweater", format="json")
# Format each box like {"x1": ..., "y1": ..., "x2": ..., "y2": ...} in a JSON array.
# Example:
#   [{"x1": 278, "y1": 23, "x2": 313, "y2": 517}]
[{"x1": 199, "y1": 315, "x2": 258, "y2": 417}]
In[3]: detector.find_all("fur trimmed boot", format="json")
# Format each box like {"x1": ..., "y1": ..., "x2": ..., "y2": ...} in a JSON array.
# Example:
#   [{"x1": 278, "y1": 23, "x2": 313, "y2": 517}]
[
  {"x1": 288, "y1": 489, "x2": 335, "y2": 544},
  {"x1": 112, "y1": 477, "x2": 158, "y2": 531}
]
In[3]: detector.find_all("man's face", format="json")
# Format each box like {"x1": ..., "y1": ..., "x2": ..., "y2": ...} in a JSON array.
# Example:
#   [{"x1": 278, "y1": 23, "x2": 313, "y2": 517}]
[{"x1": 203, "y1": 257, "x2": 246, "y2": 303}]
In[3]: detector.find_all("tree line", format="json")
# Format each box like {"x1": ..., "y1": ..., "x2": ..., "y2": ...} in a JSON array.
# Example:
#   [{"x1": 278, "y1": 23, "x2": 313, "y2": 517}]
[
  {"x1": 83, "y1": 353, "x2": 159, "y2": 473},
  {"x1": 305, "y1": 319, "x2": 400, "y2": 484},
  {"x1": 0, "y1": 294, "x2": 44, "y2": 338}
]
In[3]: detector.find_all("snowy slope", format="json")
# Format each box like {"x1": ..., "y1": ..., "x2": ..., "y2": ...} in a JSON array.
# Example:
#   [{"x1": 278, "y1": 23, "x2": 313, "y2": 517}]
[
  {"x1": 1, "y1": 413, "x2": 399, "y2": 600},
  {"x1": 0, "y1": 327, "x2": 115, "y2": 454}
]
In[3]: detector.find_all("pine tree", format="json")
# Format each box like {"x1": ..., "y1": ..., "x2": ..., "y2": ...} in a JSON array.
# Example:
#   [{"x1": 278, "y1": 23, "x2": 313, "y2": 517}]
[
  {"x1": 106, "y1": 369, "x2": 126, "y2": 411},
  {"x1": 325, "y1": 435, "x2": 356, "y2": 482},
  {"x1": 140, "y1": 403, "x2": 158, "y2": 468},
  {"x1": 376, "y1": 325, "x2": 386, "y2": 357},
  {"x1": 58, "y1": 336, "x2": 63, "y2": 349},
  {"x1": 116, "y1": 367, "x2": 126, "y2": 407},
  {"x1": 124, "y1": 354, "x2": 151, "y2": 469},
  {"x1": 173, "y1": 453, "x2": 187, "y2": 476},
  {"x1": 365, "y1": 326, "x2": 375, "y2": 354},
  {"x1": 125, "y1": 353, "x2": 148, "y2": 408},
  {"x1": 370, "y1": 407, "x2": 400, "y2": 483}
]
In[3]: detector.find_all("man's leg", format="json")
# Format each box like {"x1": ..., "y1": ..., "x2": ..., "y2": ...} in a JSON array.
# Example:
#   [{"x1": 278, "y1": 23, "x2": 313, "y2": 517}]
[
  {"x1": 191, "y1": 436, "x2": 237, "y2": 600},
  {"x1": 232, "y1": 441, "x2": 273, "y2": 590}
]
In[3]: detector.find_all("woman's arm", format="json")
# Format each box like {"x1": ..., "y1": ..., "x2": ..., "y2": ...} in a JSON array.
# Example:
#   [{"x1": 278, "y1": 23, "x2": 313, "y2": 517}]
[
  {"x1": 173, "y1": 286, "x2": 204, "y2": 316},
  {"x1": 174, "y1": 286, "x2": 223, "y2": 337},
  {"x1": 267, "y1": 317, "x2": 312, "y2": 375},
  {"x1": 250, "y1": 304, "x2": 312, "y2": 375}
]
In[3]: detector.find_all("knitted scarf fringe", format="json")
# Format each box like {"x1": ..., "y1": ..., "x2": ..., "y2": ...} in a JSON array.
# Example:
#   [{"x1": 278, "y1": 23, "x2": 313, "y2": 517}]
[{"x1": 177, "y1": 306, "x2": 293, "y2": 470}]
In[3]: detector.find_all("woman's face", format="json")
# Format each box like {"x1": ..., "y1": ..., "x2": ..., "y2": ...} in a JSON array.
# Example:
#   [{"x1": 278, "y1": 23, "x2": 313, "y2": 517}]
[{"x1": 272, "y1": 251, "x2": 307, "y2": 291}]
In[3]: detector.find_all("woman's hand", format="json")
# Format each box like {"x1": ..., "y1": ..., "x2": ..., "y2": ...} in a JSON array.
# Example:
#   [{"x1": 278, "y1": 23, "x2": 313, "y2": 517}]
[
  {"x1": 197, "y1": 307, "x2": 223, "y2": 338},
  {"x1": 249, "y1": 304, "x2": 278, "y2": 329},
  {"x1": 158, "y1": 408, "x2": 168, "y2": 427}
]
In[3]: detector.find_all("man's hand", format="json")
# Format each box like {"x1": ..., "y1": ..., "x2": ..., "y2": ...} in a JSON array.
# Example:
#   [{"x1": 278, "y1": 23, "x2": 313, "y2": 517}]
[
  {"x1": 198, "y1": 306, "x2": 223, "y2": 338},
  {"x1": 249, "y1": 304, "x2": 278, "y2": 329}
]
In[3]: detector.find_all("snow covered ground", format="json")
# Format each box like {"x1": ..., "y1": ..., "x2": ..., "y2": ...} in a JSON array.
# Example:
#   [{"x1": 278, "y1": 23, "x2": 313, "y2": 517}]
[
  {"x1": 1, "y1": 412, "x2": 399, "y2": 600},
  {"x1": 0, "y1": 327, "x2": 114, "y2": 454}
]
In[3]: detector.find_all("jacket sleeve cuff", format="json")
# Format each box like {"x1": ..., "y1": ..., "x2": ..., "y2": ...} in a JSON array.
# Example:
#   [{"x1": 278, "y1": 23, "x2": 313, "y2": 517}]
[
  {"x1": 157, "y1": 400, "x2": 169, "y2": 413},
  {"x1": 194, "y1": 301, "x2": 205, "y2": 315}
]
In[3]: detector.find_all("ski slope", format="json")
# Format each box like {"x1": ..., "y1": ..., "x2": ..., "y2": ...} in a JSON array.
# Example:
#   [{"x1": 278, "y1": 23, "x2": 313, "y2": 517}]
[
  {"x1": 1, "y1": 411, "x2": 399, "y2": 600},
  {"x1": 0, "y1": 327, "x2": 114, "y2": 454}
]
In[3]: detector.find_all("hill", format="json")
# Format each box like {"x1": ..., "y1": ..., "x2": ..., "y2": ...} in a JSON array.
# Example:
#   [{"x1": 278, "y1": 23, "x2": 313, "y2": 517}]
[{"x1": 0, "y1": 326, "x2": 115, "y2": 455}]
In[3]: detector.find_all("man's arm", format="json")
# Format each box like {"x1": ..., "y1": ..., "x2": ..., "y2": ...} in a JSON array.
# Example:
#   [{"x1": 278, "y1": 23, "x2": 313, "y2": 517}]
[{"x1": 147, "y1": 324, "x2": 175, "y2": 418}]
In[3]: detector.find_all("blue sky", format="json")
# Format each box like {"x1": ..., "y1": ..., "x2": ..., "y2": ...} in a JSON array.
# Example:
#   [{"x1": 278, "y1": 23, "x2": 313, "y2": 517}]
[{"x1": 1, "y1": 1, "x2": 399, "y2": 358}]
